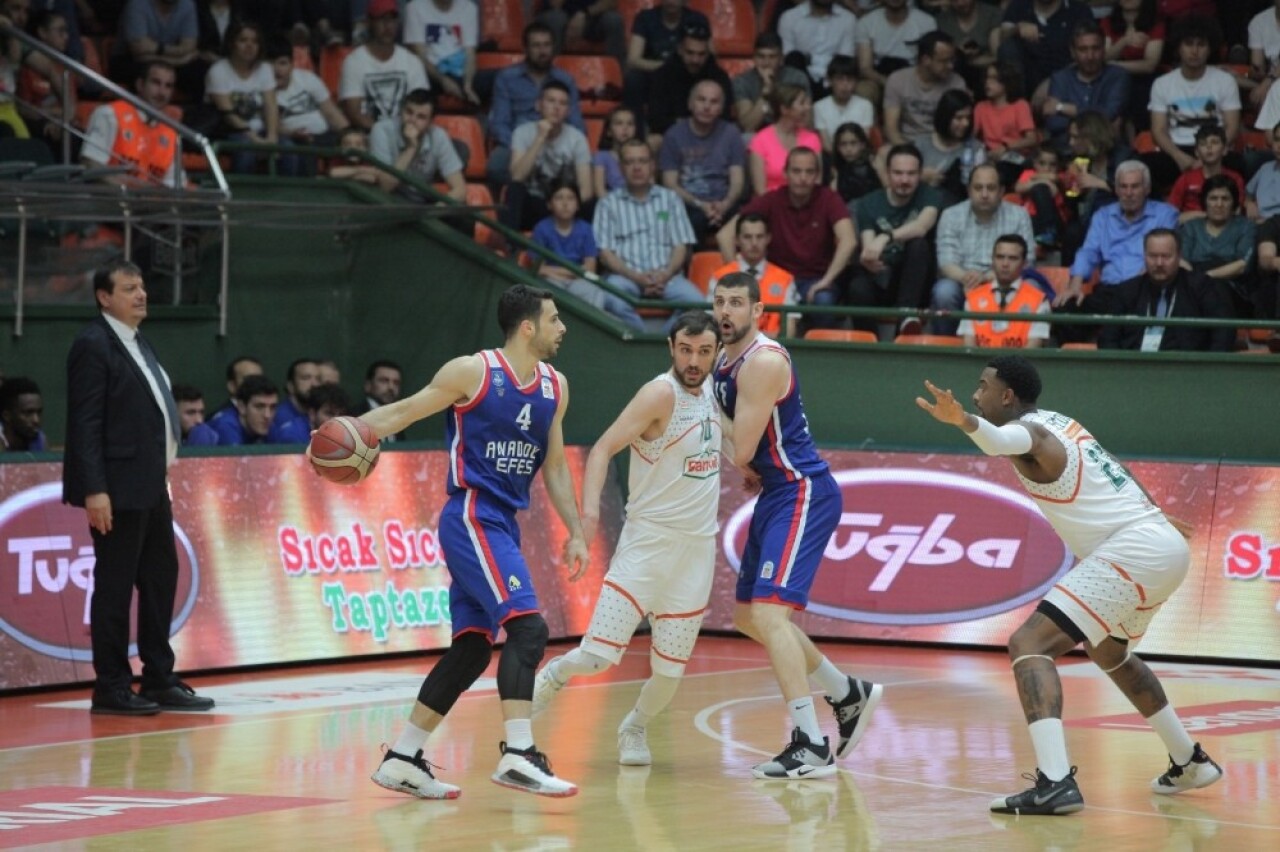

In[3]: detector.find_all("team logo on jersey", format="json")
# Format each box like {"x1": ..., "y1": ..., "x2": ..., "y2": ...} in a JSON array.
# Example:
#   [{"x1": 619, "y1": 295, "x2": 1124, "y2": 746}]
[
  {"x1": 507, "y1": 575, "x2": 522, "y2": 592},
  {"x1": 682, "y1": 450, "x2": 720, "y2": 479},
  {"x1": 541, "y1": 377, "x2": 555, "y2": 399},
  {"x1": 760, "y1": 561, "x2": 775, "y2": 580}
]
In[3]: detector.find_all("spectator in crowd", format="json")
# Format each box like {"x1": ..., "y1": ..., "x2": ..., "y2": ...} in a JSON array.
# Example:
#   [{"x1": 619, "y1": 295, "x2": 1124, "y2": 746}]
[
  {"x1": 1101, "y1": 0, "x2": 1164, "y2": 131},
  {"x1": 1247, "y1": 124, "x2": 1280, "y2": 221},
  {"x1": 779, "y1": 0, "x2": 857, "y2": 93},
  {"x1": 504, "y1": 79, "x2": 592, "y2": 232},
  {"x1": 1096, "y1": 228, "x2": 1234, "y2": 351},
  {"x1": 316, "y1": 359, "x2": 341, "y2": 385},
  {"x1": 24, "y1": 0, "x2": 84, "y2": 64},
  {"x1": 659, "y1": 80, "x2": 746, "y2": 242},
  {"x1": 747, "y1": 83, "x2": 821, "y2": 197},
  {"x1": 81, "y1": 61, "x2": 184, "y2": 188},
  {"x1": 196, "y1": 0, "x2": 242, "y2": 64},
  {"x1": 0, "y1": 376, "x2": 45, "y2": 452},
  {"x1": 210, "y1": 374, "x2": 283, "y2": 445},
  {"x1": 1168, "y1": 124, "x2": 1246, "y2": 221},
  {"x1": 591, "y1": 105, "x2": 635, "y2": 200},
  {"x1": 172, "y1": 383, "x2": 218, "y2": 445},
  {"x1": 207, "y1": 354, "x2": 262, "y2": 427},
  {"x1": 328, "y1": 127, "x2": 382, "y2": 184},
  {"x1": 1058, "y1": 110, "x2": 1128, "y2": 262},
  {"x1": 403, "y1": 0, "x2": 479, "y2": 106},
  {"x1": 709, "y1": 213, "x2": 799, "y2": 338},
  {"x1": 1015, "y1": 145, "x2": 1068, "y2": 248},
  {"x1": 1147, "y1": 17, "x2": 1240, "y2": 195},
  {"x1": 643, "y1": 21, "x2": 730, "y2": 144},
  {"x1": 830, "y1": 122, "x2": 881, "y2": 203},
  {"x1": 936, "y1": 0, "x2": 1001, "y2": 94},
  {"x1": 855, "y1": 0, "x2": 938, "y2": 104},
  {"x1": 270, "y1": 357, "x2": 320, "y2": 444},
  {"x1": 205, "y1": 20, "x2": 277, "y2": 174},
  {"x1": 1247, "y1": 0, "x2": 1280, "y2": 111},
  {"x1": 999, "y1": 0, "x2": 1095, "y2": 96},
  {"x1": 593, "y1": 138, "x2": 702, "y2": 324},
  {"x1": 1255, "y1": 71, "x2": 1280, "y2": 134},
  {"x1": 931, "y1": 164, "x2": 1037, "y2": 334},
  {"x1": 534, "y1": 0, "x2": 625, "y2": 68},
  {"x1": 355, "y1": 359, "x2": 405, "y2": 441},
  {"x1": 370, "y1": 87, "x2": 466, "y2": 204},
  {"x1": 882, "y1": 31, "x2": 966, "y2": 147},
  {"x1": 915, "y1": 89, "x2": 985, "y2": 204},
  {"x1": 1058, "y1": 160, "x2": 1178, "y2": 305},
  {"x1": 958, "y1": 234, "x2": 1051, "y2": 348},
  {"x1": 1180, "y1": 175, "x2": 1258, "y2": 316},
  {"x1": 623, "y1": 0, "x2": 709, "y2": 120},
  {"x1": 813, "y1": 54, "x2": 874, "y2": 150},
  {"x1": 17, "y1": 10, "x2": 76, "y2": 149},
  {"x1": 267, "y1": 35, "x2": 349, "y2": 177},
  {"x1": 974, "y1": 62, "x2": 1038, "y2": 188},
  {"x1": 305, "y1": 382, "x2": 352, "y2": 430},
  {"x1": 1041, "y1": 23, "x2": 1130, "y2": 155},
  {"x1": 719, "y1": 147, "x2": 857, "y2": 330},
  {"x1": 529, "y1": 180, "x2": 643, "y2": 329},
  {"x1": 1257, "y1": 212, "x2": 1280, "y2": 319},
  {"x1": 732, "y1": 31, "x2": 811, "y2": 135},
  {"x1": 339, "y1": 0, "x2": 428, "y2": 132},
  {"x1": 486, "y1": 22, "x2": 584, "y2": 188},
  {"x1": 851, "y1": 143, "x2": 944, "y2": 337},
  {"x1": 115, "y1": 0, "x2": 206, "y2": 99}
]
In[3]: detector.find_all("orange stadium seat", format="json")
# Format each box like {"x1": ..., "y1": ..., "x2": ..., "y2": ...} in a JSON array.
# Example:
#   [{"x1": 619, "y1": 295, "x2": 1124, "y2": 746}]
[
  {"x1": 554, "y1": 56, "x2": 623, "y2": 116},
  {"x1": 804, "y1": 329, "x2": 877, "y2": 343},
  {"x1": 687, "y1": 251, "x2": 723, "y2": 294},
  {"x1": 719, "y1": 57, "x2": 754, "y2": 79},
  {"x1": 758, "y1": 0, "x2": 783, "y2": 32},
  {"x1": 465, "y1": 183, "x2": 502, "y2": 250},
  {"x1": 1061, "y1": 342, "x2": 1098, "y2": 350},
  {"x1": 293, "y1": 45, "x2": 314, "y2": 73},
  {"x1": 80, "y1": 37, "x2": 103, "y2": 76},
  {"x1": 1133, "y1": 131, "x2": 1157, "y2": 154},
  {"x1": 434, "y1": 114, "x2": 487, "y2": 179},
  {"x1": 319, "y1": 44, "x2": 353, "y2": 100},
  {"x1": 894, "y1": 334, "x2": 965, "y2": 346},
  {"x1": 479, "y1": 0, "x2": 526, "y2": 53}
]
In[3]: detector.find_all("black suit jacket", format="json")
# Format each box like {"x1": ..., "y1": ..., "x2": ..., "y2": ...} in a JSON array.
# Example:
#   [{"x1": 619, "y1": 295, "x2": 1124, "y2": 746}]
[
  {"x1": 1094, "y1": 270, "x2": 1235, "y2": 353},
  {"x1": 63, "y1": 315, "x2": 171, "y2": 510}
]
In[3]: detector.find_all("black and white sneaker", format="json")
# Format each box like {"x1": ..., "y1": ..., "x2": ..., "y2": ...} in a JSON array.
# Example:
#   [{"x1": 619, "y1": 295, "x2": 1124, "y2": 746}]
[
  {"x1": 752, "y1": 728, "x2": 837, "y2": 780},
  {"x1": 1151, "y1": 743, "x2": 1223, "y2": 794},
  {"x1": 990, "y1": 767, "x2": 1084, "y2": 816},
  {"x1": 371, "y1": 747, "x2": 461, "y2": 799},
  {"x1": 491, "y1": 742, "x2": 578, "y2": 797},
  {"x1": 825, "y1": 677, "x2": 883, "y2": 758}
]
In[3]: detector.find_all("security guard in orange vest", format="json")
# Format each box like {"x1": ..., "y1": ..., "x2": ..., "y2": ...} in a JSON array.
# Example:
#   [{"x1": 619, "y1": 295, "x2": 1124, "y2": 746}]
[
  {"x1": 82, "y1": 61, "x2": 182, "y2": 188},
  {"x1": 959, "y1": 234, "x2": 1052, "y2": 349},
  {"x1": 708, "y1": 213, "x2": 799, "y2": 337}
]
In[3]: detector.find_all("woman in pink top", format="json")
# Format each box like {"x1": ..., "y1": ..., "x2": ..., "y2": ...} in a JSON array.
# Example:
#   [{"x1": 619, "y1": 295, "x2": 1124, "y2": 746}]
[
  {"x1": 973, "y1": 63, "x2": 1037, "y2": 188},
  {"x1": 748, "y1": 83, "x2": 821, "y2": 196}
]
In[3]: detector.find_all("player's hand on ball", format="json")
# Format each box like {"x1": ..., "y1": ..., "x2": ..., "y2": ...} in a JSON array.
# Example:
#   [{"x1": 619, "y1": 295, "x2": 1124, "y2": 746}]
[
  {"x1": 917, "y1": 379, "x2": 968, "y2": 426},
  {"x1": 563, "y1": 535, "x2": 588, "y2": 582}
]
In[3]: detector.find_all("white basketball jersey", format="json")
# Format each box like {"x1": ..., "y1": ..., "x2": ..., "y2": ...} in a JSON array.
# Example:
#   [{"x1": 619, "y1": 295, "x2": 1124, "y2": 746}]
[
  {"x1": 625, "y1": 372, "x2": 722, "y2": 536},
  {"x1": 1015, "y1": 409, "x2": 1162, "y2": 557}
]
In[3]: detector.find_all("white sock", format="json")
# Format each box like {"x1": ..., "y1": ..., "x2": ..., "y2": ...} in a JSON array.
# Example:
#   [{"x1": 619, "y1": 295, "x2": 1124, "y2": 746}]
[
  {"x1": 788, "y1": 696, "x2": 825, "y2": 745},
  {"x1": 1145, "y1": 705, "x2": 1196, "y2": 765},
  {"x1": 1028, "y1": 718, "x2": 1072, "y2": 782},
  {"x1": 392, "y1": 721, "x2": 429, "y2": 757},
  {"x1": 504, "y1": 718, "x2": 533, "y2": 751},
  {"x1": 810, "y1": 657, "x2": 851, "y2": 702}
]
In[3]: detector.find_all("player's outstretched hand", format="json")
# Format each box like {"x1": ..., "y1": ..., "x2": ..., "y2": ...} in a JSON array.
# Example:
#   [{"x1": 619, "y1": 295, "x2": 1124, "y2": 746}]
[
  {"x1": 563, "y1": 535, "x2": 589, "y2": 582},
  {"x1": 916, "y1": 379, "x2": 969, "y2": 427},
  {"x1": 1165, "y1": 514, "x2": 1195, "y2": 541}
]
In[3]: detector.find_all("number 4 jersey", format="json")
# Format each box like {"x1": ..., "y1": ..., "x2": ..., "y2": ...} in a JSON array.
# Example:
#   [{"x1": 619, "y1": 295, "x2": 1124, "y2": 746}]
[
  {"x1": 1015, "y1": 409, "x2": 1162, "y2": 558},
  {"x1": 446, "y1": 349, "x2": 561, "y2": 512}
]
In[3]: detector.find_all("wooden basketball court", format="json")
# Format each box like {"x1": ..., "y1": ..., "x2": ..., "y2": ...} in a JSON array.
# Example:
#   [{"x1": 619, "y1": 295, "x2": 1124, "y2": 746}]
[{"x1": 2, "y1": 637, "x2": 1276, "y2": 849}]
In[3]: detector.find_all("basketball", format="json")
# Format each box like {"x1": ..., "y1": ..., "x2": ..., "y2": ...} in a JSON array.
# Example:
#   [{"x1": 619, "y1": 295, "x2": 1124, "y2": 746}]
[{"x1": 308, "y1": 416, "x2": 380, "y2": 484}]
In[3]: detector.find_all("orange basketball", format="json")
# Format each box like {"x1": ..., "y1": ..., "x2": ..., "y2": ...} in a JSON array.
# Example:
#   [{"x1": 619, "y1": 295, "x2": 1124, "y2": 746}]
[{"x1": 308, "y1": 416, "x2": 381, "y2": 484}]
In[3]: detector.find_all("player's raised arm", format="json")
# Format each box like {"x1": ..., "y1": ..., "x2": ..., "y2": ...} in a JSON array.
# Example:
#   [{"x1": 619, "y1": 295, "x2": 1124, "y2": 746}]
[
  {"x1": 582, "y1": 379, "x2": 673, "y2": 543},
  {"x1": 725, "y1": 350, "x2": 791, "y2": 470},
  {"x1": 916, "y1": 378, "x2": 1042, "y2": 457},
  {"x1": 540, "y1": 370, "x2": 589, "y2": 581},
  {"x1": 359, "y1": 355, "x2": 482, "y2": 440}
]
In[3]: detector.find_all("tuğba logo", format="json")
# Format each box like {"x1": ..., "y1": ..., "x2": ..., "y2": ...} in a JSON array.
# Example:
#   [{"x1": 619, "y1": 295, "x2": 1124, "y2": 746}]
[
  {"x1": 0, "y1": 482, "x2": 199, "y2": 662},
  {"x1": 721, "y1": 469, "x2": 1073, "y2": 625}
]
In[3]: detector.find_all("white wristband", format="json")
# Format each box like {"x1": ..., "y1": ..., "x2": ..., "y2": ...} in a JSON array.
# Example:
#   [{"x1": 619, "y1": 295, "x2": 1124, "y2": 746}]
[{"x1": 966, "y1": 417, "x2": 1033, "y2": 457}]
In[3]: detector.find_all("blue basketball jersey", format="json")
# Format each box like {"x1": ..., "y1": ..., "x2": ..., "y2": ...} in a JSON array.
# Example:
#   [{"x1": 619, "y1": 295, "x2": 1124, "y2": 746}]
[
  {"x1": 713, "y1": 336, "x2": 829, "y2": 488},
  {"x1": 446, "y1": 350, "x2": 562, "y2": 512}
]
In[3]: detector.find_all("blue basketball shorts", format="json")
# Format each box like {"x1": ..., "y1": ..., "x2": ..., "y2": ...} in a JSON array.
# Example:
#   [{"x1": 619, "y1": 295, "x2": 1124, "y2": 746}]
[{"x1": 736, "y1": 472, "x2": 842, "y2": 609}]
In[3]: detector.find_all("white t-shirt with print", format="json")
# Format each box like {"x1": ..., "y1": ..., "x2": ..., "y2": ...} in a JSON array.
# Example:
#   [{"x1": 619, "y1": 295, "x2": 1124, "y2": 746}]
[
  {"x1": 205, "y1": 59, "x2": 276, "y2": 135},
  {"x1": 403, "y1": 0, "x2": 478, "y2": 69},
  {"x1": 1148, "y1": 66, "x2": 1241, "y2": 148},
  {"x1": 277, "y1": 68, "x2": 332, "y2": 136},
  {"x1": 339, "y1": 45, "x2": 430, "y2": 123}
]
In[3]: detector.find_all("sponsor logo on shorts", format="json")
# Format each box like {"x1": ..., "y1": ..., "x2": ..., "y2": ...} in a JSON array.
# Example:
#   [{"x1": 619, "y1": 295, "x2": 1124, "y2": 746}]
[
  {"x1": 761, "y1": 561, "x2": 775, "y2": 580},
  {"x1": 683, "y1": 451, "x2": 720, "y2": 479},
  {"x1": 507, "y1": 575, "x2": 522, "y2": 592},
  {"x1": 720, "y1": 469, "x2": 1072, "y2": 625},
  {"x1": 0, "y1": 482, "x2": 199, "y2": 662}
]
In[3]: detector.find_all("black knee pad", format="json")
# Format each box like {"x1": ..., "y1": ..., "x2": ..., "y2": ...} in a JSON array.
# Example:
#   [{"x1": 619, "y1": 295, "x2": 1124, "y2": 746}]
[
  {"x1": 497, "y1": 614, "x2": 548, "y2": 701},
  {"x1": 417, "y1": 632, "x2": 492, "y2": 715}
]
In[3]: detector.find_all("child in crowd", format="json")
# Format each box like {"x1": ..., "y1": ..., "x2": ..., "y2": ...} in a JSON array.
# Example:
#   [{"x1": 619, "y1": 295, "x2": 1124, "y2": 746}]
[
  {"x1": 812, "y1": 54, "x2": 874, "y2": 152},
  {"x1": 1168, "y1": 124, "x2": 1245, "y2": 221},
  {"x1": 973, "y1": 62, "x2": 1037, "y2": 188},
  {"x1": 327, "y1": 127, "x2": 380, "y2": 184},
  {"x1": 829, "y1": 122, "x2": 881, "y2": 204},
  {"x1": 1015, "y1": 145, "x2": 1067, "y2": 247},
  {"x1": 592, "y1": 106, "x2": 636, "y2": 201},
  {"x1": 529, "y1": 180, "x2": 643, "y2": 330}
]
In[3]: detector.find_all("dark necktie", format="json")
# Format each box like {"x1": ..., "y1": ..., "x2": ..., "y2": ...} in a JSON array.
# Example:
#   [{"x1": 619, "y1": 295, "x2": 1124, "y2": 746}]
[
  {"x1": 1155, "y1": 288, "x2": 1170, "y2": 318},
  {"x1": 747, "y1": 265, "x2": 760, "y2": 279},
  {"x1": 997, "y1": 287, "x2": 1012, "y2": 310},
  {"x1": 137, "y1": 332, "x2": 181, "y2": 444}
]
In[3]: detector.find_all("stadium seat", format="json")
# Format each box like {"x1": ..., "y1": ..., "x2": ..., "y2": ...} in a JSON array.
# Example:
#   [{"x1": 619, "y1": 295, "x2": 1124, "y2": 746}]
[
  {"x1": 1060, "y1": 342, "x2": 1097, "y2": 350},
  {"x1": 554, "y1": 56, "x2": 623, "y2": 116},
  {"x1": 1039, "y1": 265, "x2": 1071, "y2": 295},
  {"x1": 758, "y1": 0, "x2": 783, "y2": 32},
  {"x1": 319, "y1": 44, "x2": 353, "y2": 101},
  {"x1": 475, "y1": 52, "x2": 524, "y2": 72},
  {"x1": 293, "y1": 45, "x2": 314, "y2": 73},
  {"x1": 804, "y1": 329, "x2": 877, "y2": 343},
  {"x1": 1236, "y1": 129, "x2": 1269, "y2": 153},
  {"x1": 687, "y1": 251, "x2": 722, "y2": 295},
  {"x1": 74, "y1": 99, "x2": 102, "y2": 130},
  {"x1": 435, "y1": 114, "x2": 487, "y2": 179},
  {"x1": 80, "y1": 37, "x2": 103, "y2": 76},
  {"x1": 1133, "y1": 131, "x2": 1157, "y2": 154},
  {"x1": 479, "y1": 0, "x2": 526, "y2": 53},
  {"x1": 719, "y1": 57, "x2": 753, "y2": 78},
  {"x1": 893, "y1": 334, "x2": 965, "y2": 346},
  {"x1": 465, "y1": 183, "x2": 502, "y2": 250}
]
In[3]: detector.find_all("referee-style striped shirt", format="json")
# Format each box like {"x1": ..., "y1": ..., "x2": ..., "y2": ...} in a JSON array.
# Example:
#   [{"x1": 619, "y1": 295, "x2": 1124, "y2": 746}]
[{"x1": 592, "y1": 184, "x2": 696, "y2": 273}]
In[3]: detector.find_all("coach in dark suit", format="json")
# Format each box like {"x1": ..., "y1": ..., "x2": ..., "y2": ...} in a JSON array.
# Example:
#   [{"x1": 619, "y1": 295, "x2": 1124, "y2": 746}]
[{"x1": 63, "y1": 260, "x2": 214, "y2": 716}]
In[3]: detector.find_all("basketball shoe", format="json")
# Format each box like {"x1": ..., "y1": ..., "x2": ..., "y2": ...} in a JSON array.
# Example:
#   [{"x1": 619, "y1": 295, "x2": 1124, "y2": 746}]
[
  {"x1": 617, "y1": 724, "x2": 651, "y2": 766},
  {"x1": 1151, "y1": 743, "x2": 1223, "y2": 794},
  {"x1": 990, "y1": 767, "x2": 1084, "y2": 816},
  {"x1": 491, "y1": 742, "x2": 578, "y2": 797},
  {"x1": 530, "y1": 657, "x2": 565, "y2": 719},
  {"x1": 752, "y1": 729, "x2": 837, "y2": 780},
  {"x1": 371, "y1": 747, "x2": 461, "y2": 799},
  {"x1": 825, "y1": 677, "x2": 883, "y2": 758}
]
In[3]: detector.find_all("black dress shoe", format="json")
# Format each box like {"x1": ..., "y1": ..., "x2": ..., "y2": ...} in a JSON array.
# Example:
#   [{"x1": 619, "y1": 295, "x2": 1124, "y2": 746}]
[
  {"x1": 141, "y1": 681, "x2": 215, "y2": 711},
  {"x1": 90, "y1": 688, "x2": 161, "y2": 716}
]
